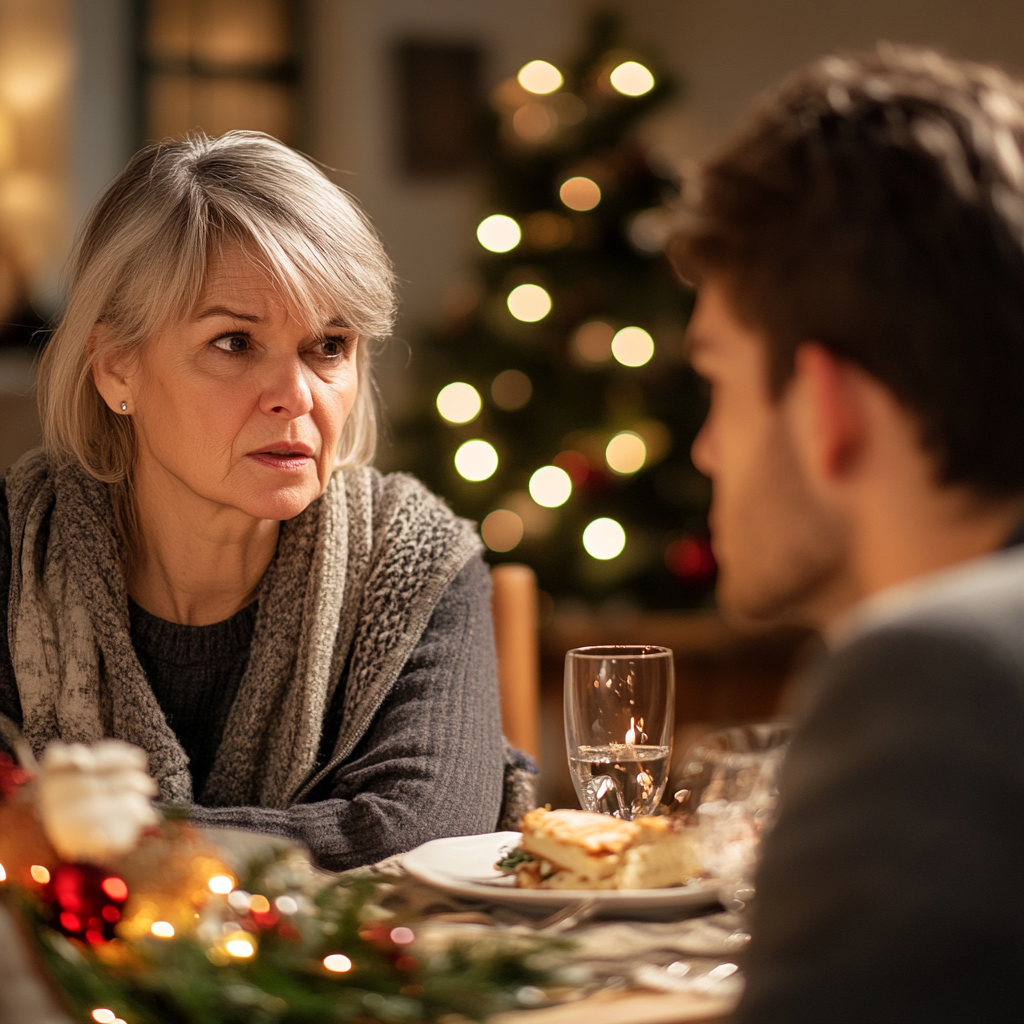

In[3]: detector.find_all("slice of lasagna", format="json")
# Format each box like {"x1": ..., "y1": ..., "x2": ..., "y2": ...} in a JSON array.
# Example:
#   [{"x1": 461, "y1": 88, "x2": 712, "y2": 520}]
[{"x1": 499, "y1": 807, "x2": 703, "y2": 890}]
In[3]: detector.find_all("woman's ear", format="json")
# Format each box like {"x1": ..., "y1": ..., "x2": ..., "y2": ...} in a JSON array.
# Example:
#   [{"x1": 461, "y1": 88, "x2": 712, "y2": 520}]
[{"x1": 89, "y1": 325, "x2": 137, "y2": 415}]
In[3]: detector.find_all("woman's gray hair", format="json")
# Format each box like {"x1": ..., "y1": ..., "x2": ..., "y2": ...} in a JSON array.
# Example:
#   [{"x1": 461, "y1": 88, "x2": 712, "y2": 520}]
[{"x1": 38, "y1": 130, "x2": 395, "y2": 546}]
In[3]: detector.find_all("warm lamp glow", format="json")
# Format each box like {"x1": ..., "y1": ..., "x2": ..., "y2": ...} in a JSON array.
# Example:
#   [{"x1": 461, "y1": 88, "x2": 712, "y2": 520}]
[
  {"x1": 481, "y1": 509, "x2": 524, "y2": 552},
  {"x1": 559, "y1": 176, "x2": 601, "y2": 211},
  {"x1": 529, "y1": 466, "x2": 572, "y2": 508},
  {"x1": 476, "y1": 214, "x2": 521, "y2": 252},
  {"x1": 605, "y1": 432, "x2": 647, "y2": 474},
  {"x1": 507, "y1": 283, "x2": 551, "y2": 322},
  {"x1": 517, "y1": 60, "x2": 563, "y2": 95},
  {"x1": 436, "y1": 382, "x2": 482, "y2": 424},
  {"x1": 583, "y1": 518, "x2": 626, "y2": 560},
  {"x1": 611, "y1": 326, "x2": 654, "y2": 367},
  {"x1": 324, "y1": 953, "x2": 353, "y2": 972},
  {"x1": 455, "y1": 439, "x2": 499, "y2": 481},
  {"x1": 610, "y1": 61, "x2": 655, "y2": 97}
]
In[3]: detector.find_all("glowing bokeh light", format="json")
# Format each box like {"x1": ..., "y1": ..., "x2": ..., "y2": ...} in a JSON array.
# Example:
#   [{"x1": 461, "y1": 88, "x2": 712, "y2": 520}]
[
  {"x1": 275, "y1": 895, "x2": 299, "y2": 914},
  {"x1": 611, "y1": 326, "x2": 654, "y2": 367},
  {"x1": 481, "y1": 509, "x2": 524, "y2": 552},
  {"x1": 529, "y1": 466, "x2": 572, "y2": 507},
  {"x1": 101, "y1": 876, "x2": 128, "y2": 901},
  {"x1": 92, "y1": 1011, "x2": 116, "y2": 1024},
  {"x1": 476, "y1": 214, "x2": 521, "y2": 253},
  {"x1": 512, "y1": 102, "x2": 558, "y2": 142},
  {"x1": 227, "y1": 889, "x2": 251, "y2": 912},
  {"x1": 390, "y1": 926, "x2": 416, "y2": 945},
  {"x1": 150, "y1": 921, "x2": 175, "y2": 939},
  {"x1": 517, "y1": 60, "x2": 563, "y2": 95},
  {"x1": 573, "y1": 321, "x2": 614, "y2": 363},
  {"x1": 610, "y1": 61, "x2": 655, "y2": 97},
  {"x1": 455, "y1": 439, "x2": 499, "y2": 481},
  {"x1": 559, "y1": 176, "x2": 601, "y2": 211},
  {"x1": 30, "y1": 865, "x2": 50, "y2": 884},
  {"x1": 226, "y1": 936, "x2": 256, "y2": 958},
  {"x1": 436, "y1": 382, "x2": 482, "y2": 424},
  {"x1": 208, "y1": 874, "x2": 234, "y2": 894},
  {"x1": 324, "y1": 953, "x2": 353, "y2": 972},
  {"x1": 583, "y1": 518, "x2": 627, "y2": 560},
  {"x1": 507, "y1": 283, "x2": 551, "y2": 322},
  {"x1": 605, "y1": 431, "x2": 647, "y2": 474},
  {"x1": 0, "y1": 863, "x2": 6, "y2": 882},
  {"x1": 248, "y1": 894, "x2": 271, "y2": 914},
  {"x1": 491, "y1": 369, "x2": 532, "y2": 410}
]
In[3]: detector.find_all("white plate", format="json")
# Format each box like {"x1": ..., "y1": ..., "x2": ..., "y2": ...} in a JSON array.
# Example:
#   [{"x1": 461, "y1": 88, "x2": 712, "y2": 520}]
[{"x1": 401, "y1": 831, "x2": 721, "y2": 919}]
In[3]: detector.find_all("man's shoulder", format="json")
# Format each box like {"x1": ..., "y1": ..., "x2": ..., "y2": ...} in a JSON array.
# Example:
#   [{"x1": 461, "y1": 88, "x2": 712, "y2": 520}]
[{"x1": 837, "y1": 545, "x2": 1024, "y2": 680}]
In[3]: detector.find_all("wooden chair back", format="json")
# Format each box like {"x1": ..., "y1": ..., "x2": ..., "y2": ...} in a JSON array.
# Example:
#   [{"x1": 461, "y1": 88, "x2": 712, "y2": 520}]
[{"x1": 490, "y1": 563, "x2": 540, "y2": 760}]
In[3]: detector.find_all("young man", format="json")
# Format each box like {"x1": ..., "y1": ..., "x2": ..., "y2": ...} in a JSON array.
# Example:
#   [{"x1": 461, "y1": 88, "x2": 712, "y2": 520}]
[{"x1": 673, "y1": 46, "x2": 1024, "y2": 1022}]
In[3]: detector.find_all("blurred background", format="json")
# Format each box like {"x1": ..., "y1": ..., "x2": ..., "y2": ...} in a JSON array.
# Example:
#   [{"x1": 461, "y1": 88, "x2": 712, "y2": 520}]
[{"x1": 2, "y1": 0, "x2": 1024, "y2": 802}]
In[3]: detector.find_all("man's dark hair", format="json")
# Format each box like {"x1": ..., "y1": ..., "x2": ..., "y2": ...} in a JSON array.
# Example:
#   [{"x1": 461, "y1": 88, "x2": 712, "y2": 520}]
[{"x1": 672, "y1": 44, "x2": 1024, "y2": 496}]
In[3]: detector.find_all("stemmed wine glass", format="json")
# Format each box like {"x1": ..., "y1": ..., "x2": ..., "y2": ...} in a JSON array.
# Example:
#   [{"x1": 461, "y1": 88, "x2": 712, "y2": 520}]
[{"x1": 564, "y1": 645, "x2": 675, "y2": 819}]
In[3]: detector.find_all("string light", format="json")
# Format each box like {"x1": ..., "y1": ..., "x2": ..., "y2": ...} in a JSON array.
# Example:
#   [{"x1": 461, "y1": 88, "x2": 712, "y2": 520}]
[
  {"x1": 611, "y1": 326, "x2": 654, "y2": 367},
  {"x1": 573, "y1": 321, "x2": 614, "y2": 363},
  {"x1": 207, "y1": 874, "x2": 234, "y2": 894},
  {"x1": 248, "y1": 894, "x2": 271, "y2": 914},
  {"x1": 529, "y1": 466, "x2": 572, "y2": 507},
  {"x1": 476, "y1": 214, "x2": 521, "y2": 252},
  {"x1": 481, "y1": 509, "x2": 524, "y2": 552},
  {"x1": 0, "y1": 863, "x2": 6, "y2": 882},
  {"x1": 30, "y1": 864, "x2": 50, "y2": 884},
  {"x1": 225, "y1": 934, "x2": 256, "y2": 958},
  {"x1": 559, "y1": 176, "x2": 601, "y2": 211},
  {"x1": 605, "y1": 432, "x2": 647, "y2": 474},
  {"x1": 583, "y1": 518, "x2": 626, "y2": 560},
  {"x1": 507, "y1": 283, "x2": 551, "y2": 322},
  {"x1": 92, "y1": 1011, "x2": 116, "y2": 1024},
  {"x1": 436, "y1": 382, "x2": 482, "y2": 424},
  {"x1": 324, "y1": 953, "x2": 353, "y2": 972},
  {"x1": 150, "y1": 921, "x2": 175, "y2": 938},
  {"x1": 610, "y1": 61, "x2": 655, "y2": 96},
  {"x1": 275, "y1": 895, "x2": 299, "y2": 914},
  {"x1": 517, "y1": 60, "x2": 563, "y2": 95},
  {"x1": 455, "y1": 439, "x2": 499, "y2": 481}
]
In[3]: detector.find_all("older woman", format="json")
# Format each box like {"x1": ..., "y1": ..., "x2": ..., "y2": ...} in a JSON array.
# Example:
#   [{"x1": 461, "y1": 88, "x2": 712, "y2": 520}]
[{"x1": 0, "y1": 132, "x2": 526, "y2": 870}]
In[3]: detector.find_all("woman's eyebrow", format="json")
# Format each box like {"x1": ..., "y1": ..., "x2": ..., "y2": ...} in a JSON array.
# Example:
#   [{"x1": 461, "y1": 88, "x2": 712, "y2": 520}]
[{"x1": 193, "y1": 305, "x2": 265, "y2": 323}]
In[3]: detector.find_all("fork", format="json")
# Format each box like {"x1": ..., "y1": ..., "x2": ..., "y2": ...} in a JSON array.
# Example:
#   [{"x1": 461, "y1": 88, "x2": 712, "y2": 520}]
[{"x1": 533, "y1": 897, "x2": 600, "y2": 933}]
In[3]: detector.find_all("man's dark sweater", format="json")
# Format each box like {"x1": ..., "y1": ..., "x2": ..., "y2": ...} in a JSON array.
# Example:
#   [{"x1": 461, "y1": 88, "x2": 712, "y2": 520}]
[{"x1": 0, "y1": 483, "x2": 506, "y2": 871}]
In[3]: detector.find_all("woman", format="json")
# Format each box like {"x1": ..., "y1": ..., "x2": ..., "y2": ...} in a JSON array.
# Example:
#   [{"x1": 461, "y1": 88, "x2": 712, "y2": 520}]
[{"x1": 0, "y1": 132, "x2": 527, "y2": 870}]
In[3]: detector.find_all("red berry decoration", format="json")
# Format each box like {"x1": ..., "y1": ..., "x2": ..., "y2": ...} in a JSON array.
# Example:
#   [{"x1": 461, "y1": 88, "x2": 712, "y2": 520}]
[
  {"x1": 0, "y1": 752, "x2": 30, "y2": 799},
  {"x1": 44, "y1": 864, "x2": 128, "y2": 944}
]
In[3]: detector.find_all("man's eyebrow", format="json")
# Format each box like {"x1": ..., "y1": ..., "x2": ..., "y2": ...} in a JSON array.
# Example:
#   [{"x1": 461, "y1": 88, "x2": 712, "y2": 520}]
[{"x1": 192, "y1": 305, "x2": 265, "y2": 323}]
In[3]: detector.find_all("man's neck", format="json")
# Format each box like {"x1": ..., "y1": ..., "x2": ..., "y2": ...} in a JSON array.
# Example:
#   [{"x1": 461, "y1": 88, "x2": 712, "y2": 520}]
[{"x1": 845, "y1": 486, "x2": 1024, "y2": 621}]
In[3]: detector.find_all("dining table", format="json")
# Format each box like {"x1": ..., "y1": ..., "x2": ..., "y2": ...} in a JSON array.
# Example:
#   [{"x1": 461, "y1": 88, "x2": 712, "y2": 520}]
[{"x1": 0, "y1": 825, "x2": 744, "y2": 1024}]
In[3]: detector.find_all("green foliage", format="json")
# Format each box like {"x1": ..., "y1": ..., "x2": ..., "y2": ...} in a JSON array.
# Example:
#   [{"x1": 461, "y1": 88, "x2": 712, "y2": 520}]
[
  {"x1": 16, "y1": 864, "x2": 557, "y2": 1023},
  {"x1": 389, "y1": 12, "x2": 712, "y2": 610}
]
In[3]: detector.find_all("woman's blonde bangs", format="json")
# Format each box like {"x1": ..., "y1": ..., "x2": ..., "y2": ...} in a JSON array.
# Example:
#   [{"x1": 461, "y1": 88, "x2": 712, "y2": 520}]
[{"x1": 38, "y1": 131, "x2": 396, "y2": 496}]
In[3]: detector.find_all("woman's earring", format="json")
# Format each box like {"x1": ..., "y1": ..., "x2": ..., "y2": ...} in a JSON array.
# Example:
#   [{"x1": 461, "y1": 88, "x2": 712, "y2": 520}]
[{"x1": 120, "y1": 401, "x2": 128, "y2": 412}]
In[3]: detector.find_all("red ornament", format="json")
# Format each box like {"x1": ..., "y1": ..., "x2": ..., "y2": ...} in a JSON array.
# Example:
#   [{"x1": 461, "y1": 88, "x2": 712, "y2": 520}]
[
  {"x1": 665, "y1": 536, "x2": 717, "y2": 583},
  {"x1": 0, "y1": 752, "x2": 30, "y2": 799},
  {"x1": 44, "y1": 864, "x2": 128, "y2": 943}
]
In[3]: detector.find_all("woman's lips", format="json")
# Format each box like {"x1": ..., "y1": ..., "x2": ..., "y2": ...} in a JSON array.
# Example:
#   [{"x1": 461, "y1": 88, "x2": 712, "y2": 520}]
[{"x1": 247, "y1": 450, "x2": 314, "y2": 471}]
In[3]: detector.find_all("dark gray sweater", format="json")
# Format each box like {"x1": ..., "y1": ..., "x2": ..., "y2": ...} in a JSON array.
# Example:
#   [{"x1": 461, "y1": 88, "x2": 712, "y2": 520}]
[{"x1": 0, "y1": 484, "x2": 506, "y2": 871}]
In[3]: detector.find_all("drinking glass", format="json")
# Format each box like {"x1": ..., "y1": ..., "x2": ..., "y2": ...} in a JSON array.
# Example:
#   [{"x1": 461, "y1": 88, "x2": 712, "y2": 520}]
[{"x1": 564, "y1": 645, "x2": 675, "y2": 819}]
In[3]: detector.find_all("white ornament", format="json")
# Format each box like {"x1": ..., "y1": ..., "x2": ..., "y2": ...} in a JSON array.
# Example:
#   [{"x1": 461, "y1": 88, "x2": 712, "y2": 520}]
[{"x1": 38, "y1": 740, "x2": 159, "y2": 864}]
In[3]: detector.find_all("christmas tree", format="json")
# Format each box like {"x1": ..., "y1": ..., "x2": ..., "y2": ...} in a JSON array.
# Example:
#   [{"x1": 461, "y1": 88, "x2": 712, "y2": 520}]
[{"x1": 391, "y1": 13, "x2": 714, "y2": 610}]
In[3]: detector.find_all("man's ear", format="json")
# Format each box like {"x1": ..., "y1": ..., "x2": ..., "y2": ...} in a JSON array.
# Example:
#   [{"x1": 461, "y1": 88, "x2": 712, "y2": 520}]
[
  {"x1": 791, "y1": 342, "x2": 866, "y2": 484},
  {"x1": 89, "y1": 325, "x2": 137, "y2": 415}
]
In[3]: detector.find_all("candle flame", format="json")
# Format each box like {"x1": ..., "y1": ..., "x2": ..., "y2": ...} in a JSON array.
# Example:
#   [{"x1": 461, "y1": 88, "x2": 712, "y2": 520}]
[{"x1": 625, "y1": 717, "x2": 636, "y2": 745}]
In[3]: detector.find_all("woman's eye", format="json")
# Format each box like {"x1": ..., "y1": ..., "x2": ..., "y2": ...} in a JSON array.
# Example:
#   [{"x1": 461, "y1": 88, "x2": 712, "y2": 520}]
[
  {"x1": 317, "y1": 337, "x2": 349, "y2": 358},
  {"x1": 212, "y1": 334, "x2": 250, "y2": 353}
]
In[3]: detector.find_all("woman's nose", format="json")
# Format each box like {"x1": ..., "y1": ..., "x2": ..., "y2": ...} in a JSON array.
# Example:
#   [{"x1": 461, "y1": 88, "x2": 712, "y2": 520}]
[
  {"x1": 691, "y1": 419, "x2": 716, "y2": 477},
  {"x1": 258, "y1": 356, "x2": 314, "y2": 418}
]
